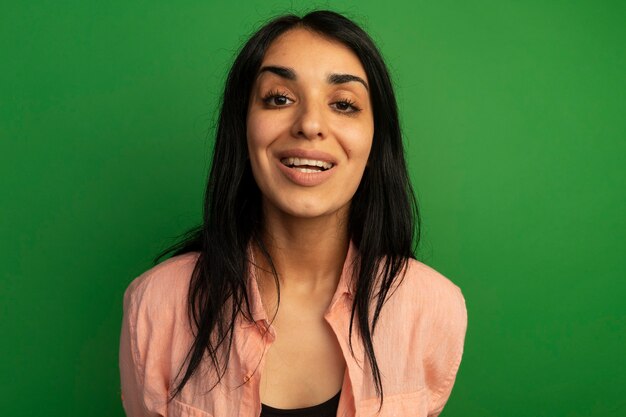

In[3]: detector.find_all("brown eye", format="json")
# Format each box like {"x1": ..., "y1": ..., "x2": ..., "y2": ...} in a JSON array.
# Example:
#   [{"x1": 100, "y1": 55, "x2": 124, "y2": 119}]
[
  {"x1": 335, "y1": 101, "x2": 351, "y2": 111},
  {"x1": 271, "y1": 96, "x2": 289, "y2": 105},
  {"x1": 332, "y1": 99, "x2": 361, "y2": 114},
  {"x1": 262, "y1": 89, "x2": 294, "y2": 107}
]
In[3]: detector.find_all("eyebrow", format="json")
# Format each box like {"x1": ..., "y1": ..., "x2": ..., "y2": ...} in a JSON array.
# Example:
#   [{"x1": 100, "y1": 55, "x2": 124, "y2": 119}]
[
  {"x1": 257, "y1": 65, "x2": 369, "y2": 91},
  {"x1": 258, "y1": 65, "x2": 296, "y2": 80}
]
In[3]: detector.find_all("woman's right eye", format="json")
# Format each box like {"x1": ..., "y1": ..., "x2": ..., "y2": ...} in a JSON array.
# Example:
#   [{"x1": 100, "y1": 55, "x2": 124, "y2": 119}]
[{"x1": 261, "y1": 90, "x2": 294, "y2": 107}]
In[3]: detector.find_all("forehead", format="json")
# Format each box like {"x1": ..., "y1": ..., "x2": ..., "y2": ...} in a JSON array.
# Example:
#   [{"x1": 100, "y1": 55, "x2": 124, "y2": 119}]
[{"x1": 259, "y1": 28, "x2": 368, "y2": 81}]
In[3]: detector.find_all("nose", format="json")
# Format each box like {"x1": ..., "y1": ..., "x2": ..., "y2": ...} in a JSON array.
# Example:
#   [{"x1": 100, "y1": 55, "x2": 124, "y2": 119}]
[{"x1": 290, "y1": 98, "x2": 328, "y2": 140}]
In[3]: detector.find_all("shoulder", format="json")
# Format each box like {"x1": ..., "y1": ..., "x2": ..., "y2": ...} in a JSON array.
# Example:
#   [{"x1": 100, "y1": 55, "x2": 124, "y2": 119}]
[
  {"x1": 119, "y1": 252, "x2": 201, "y2": 414},
  {"x1": 394, "y1": 258, "x2": 467, "y2": 319},
  {"x1": 391, "y1": 259, "x2": 468, "y2": 407},
  {"x1": 383, "y1": 258, "x2": 468, "y2": 351},
  {"x1": 123, "y1": 251, "x2": 201, "y2": 322}
]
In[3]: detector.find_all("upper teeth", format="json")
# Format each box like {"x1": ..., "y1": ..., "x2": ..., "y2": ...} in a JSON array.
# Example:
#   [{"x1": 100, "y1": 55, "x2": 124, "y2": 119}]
[{"x1": 281, "y1": 157, "x2": 333, "y2": 170}]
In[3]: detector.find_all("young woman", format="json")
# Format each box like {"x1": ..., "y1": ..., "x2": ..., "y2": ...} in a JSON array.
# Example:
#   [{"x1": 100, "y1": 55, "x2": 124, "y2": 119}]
[{"x1": 119, "y1": 10, "x2": 467, "y2": 417}]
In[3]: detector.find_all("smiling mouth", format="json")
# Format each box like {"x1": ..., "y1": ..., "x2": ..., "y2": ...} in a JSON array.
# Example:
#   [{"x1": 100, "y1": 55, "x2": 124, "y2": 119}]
[{"x1": 280, "y1": 157, "x2": 334, "y2": 173}]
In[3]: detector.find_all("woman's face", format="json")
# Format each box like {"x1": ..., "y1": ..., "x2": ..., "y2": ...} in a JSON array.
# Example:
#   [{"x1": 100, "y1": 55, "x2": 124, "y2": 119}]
[{"x1": 246, "y1": 28, "x2": 374, "y2": 222}]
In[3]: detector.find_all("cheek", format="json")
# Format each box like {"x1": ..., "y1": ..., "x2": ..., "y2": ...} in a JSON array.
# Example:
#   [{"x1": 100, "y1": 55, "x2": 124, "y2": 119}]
[
  {"x1": 246, "y1": 111, "x2": 285, "y2": 190},
  {"x1": 339, "y1": 124, "x2": 374, "y2": 161},
  {"x1": 246, "y1": 112, "x2": 271, "y2": 152},
  {"x1": 246, "y1": 110, "x2": 290, "y2": 161}
]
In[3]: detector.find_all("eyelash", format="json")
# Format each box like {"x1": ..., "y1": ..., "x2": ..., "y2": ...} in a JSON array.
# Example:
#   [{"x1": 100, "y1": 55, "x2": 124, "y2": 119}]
[
  {"x1": 261, "y1": 89, "x2": 290, "y2": 107},
  {"x1": 261, "y1": 89, "x2": 362, "y2": 114},
  {"x1": 334, "y1": 98, "x2": 361, "y2": 114}
]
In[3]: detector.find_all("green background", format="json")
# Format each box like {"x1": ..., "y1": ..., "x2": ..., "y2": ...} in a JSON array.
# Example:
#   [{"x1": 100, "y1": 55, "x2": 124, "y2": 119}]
[{"x1": 1, "y1": 0, "x2": 624, "y2": 416}]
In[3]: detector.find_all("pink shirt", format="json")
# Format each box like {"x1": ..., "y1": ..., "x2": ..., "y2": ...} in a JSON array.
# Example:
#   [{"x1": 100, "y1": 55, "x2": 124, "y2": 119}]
[{"x1": 119, "y1": 241, "x2": 467, "y2": 416}]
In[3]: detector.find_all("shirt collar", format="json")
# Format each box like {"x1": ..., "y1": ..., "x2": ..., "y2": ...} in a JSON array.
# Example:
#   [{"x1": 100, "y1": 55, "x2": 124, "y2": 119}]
[{"x1": 240, "y1": 239, "x2": 358, "y2": 328}]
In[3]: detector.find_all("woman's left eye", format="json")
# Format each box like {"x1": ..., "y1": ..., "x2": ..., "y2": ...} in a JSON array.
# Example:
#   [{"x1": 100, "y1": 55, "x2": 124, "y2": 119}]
[{"x1": 332, "y1": 99, "x2": 361, "y2": 114}]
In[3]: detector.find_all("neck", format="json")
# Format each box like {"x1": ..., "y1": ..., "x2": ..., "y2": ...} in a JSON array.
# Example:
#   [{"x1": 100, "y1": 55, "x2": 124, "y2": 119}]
[{"x1": 253, "y1": 203, "x2": 350, "y2": 295}]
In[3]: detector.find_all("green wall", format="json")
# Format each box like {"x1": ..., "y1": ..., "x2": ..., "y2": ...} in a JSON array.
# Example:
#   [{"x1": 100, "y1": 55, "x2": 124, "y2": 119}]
[{"x1": 1, "y1": 1, "x2": 624, "y2": 416}]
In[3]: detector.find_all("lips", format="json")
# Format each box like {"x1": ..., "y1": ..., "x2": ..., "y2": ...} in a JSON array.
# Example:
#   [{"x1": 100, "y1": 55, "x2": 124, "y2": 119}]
[
  {"x1": 275, "y1": 148, "x2": 337, "y2": 186},
  {"x1": 280, "y1": 157, "x2": 334, "y2": 172}
]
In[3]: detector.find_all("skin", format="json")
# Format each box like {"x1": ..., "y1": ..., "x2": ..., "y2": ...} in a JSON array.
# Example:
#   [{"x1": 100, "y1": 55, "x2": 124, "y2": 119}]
[{"x1": 245, "y1": 27, "x2": 374, "y2": 407}]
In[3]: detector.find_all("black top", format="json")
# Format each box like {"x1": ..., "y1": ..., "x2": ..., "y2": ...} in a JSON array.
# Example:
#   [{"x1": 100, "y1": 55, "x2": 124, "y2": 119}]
[{"x1": 260, "y1": 391, "x2": 341, "y2": 417}]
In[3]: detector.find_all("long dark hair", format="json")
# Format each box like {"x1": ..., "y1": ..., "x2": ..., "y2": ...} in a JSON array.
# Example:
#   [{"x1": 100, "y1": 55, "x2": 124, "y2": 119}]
[{"x1": 155, "y1": 9, "x2": 420, "y2": 410}]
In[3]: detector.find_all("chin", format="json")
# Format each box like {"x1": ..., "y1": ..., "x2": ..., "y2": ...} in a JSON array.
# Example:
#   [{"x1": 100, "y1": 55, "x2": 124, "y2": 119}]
[
  {"x1": 267, "y1": 196, "x2": 348, "y2": 221},
  {"x1": 280, "y1": 203, "x2": 337, "y2": 219}
]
